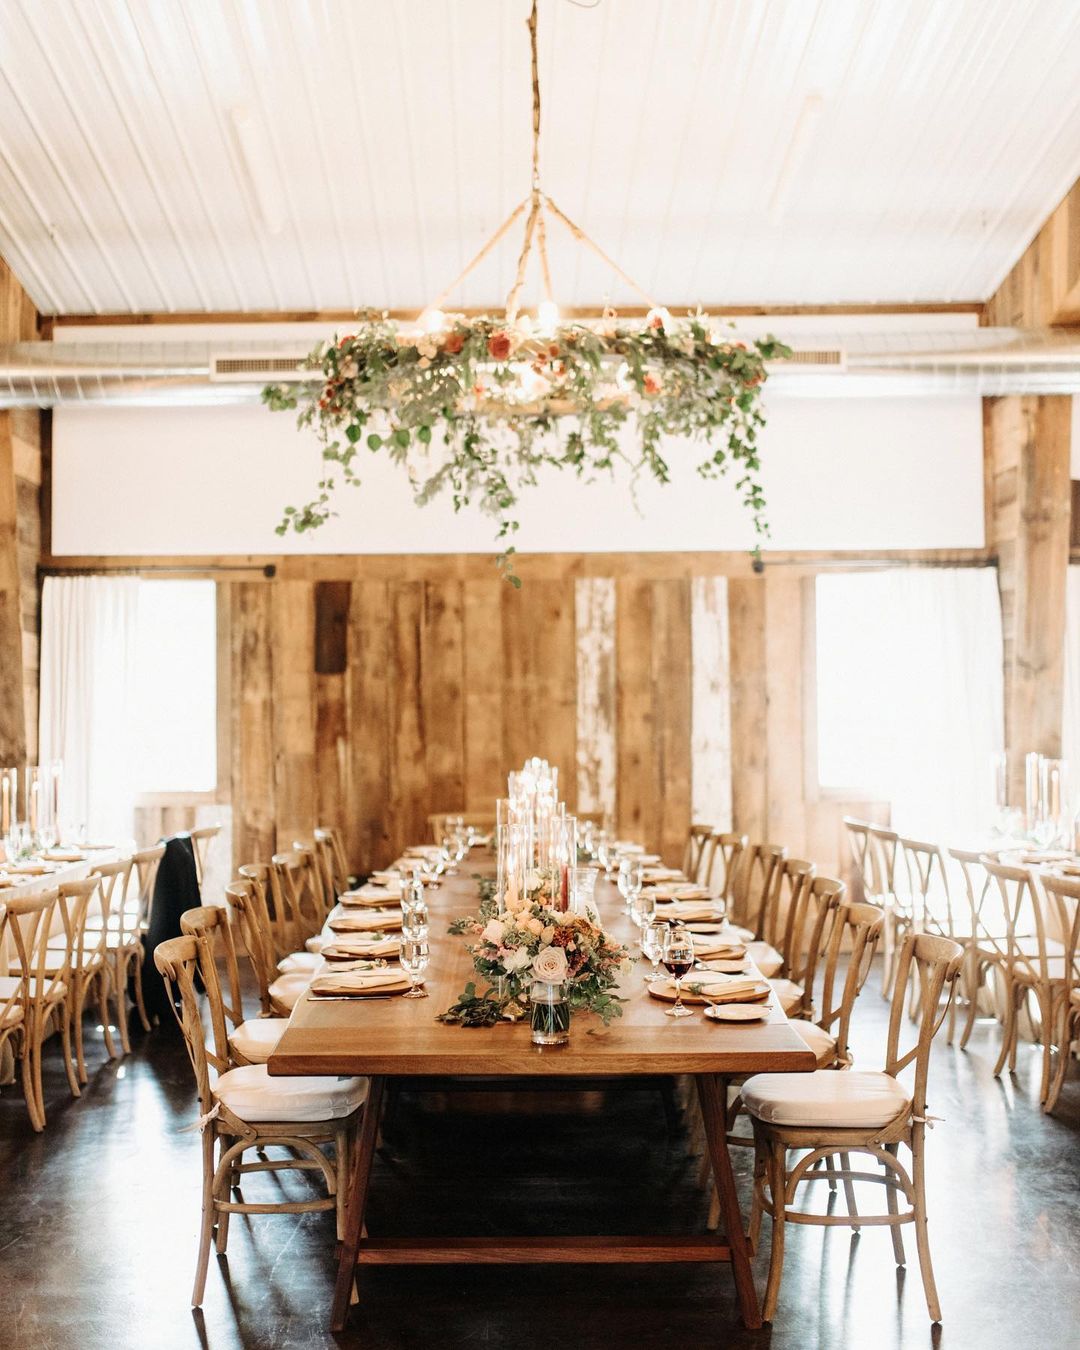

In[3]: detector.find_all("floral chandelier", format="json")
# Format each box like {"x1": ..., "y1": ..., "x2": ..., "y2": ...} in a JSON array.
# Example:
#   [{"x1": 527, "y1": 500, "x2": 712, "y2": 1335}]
[{"x1": 265, "y1": 0, "x2": 789, "y2": 583}]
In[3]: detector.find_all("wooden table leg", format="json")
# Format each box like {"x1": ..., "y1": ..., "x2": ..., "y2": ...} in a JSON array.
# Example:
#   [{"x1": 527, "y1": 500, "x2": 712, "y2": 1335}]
[
  {"x1": 696, "y1": 1073, "x2": 762, "y2": 1330},
  {"x1": 331, "y1": 1074, "x2": 387, "y2": 1332}
]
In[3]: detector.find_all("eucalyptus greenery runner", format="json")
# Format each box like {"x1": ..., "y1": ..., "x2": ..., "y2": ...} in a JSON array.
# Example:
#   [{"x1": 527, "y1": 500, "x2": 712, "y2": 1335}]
[
  {"x1": 263, "y1": 0, "x2": 789, "y2": 584},
  {"x1": 264, "y1": 313, "x2": 788, "y2": 584}
]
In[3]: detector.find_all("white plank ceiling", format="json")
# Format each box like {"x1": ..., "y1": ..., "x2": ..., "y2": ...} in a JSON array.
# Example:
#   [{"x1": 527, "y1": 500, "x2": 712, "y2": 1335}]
[{"x1": 2, "y1": 0, "x2": 1080, "y2": 315}]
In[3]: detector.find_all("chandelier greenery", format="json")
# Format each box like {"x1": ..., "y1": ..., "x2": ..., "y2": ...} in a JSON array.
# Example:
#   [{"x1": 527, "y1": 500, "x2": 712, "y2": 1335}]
[{"x1": 264, "y1": 1, "x2": 788, "y2": 583}]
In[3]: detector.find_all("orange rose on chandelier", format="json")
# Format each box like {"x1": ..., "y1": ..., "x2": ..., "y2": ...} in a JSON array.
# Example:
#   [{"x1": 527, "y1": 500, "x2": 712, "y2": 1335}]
[{"x1": 487, "y1": 330, "x2": 513, "y2": 362}]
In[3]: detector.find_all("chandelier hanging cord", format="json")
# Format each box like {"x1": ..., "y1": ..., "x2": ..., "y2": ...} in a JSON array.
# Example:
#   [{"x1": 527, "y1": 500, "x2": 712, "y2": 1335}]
[{"x1": 425, "y1": 0, "x2": 657, "y2": 323}]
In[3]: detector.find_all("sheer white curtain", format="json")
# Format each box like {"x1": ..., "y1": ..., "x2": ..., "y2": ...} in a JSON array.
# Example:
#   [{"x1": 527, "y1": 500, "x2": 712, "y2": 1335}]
[
  {"x1": 1062, "y1": 567, "x2": 1080, "y2": 791},
  {"x1": 815, "y1": 567, "x2": 1004, "y2": 843},
  {"x1": 38, "y1": 576, "x2": 140, "y2": 844}
]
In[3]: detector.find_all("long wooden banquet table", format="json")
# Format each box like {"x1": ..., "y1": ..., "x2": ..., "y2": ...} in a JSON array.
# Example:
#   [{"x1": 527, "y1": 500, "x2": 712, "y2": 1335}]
[{"x1": 268, "y1": 858, "x2": 817, "y2": 1332}]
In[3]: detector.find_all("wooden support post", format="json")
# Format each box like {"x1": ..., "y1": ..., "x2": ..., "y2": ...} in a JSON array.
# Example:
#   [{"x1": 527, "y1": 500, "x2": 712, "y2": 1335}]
[
  {"x1": 984, "y1": 395, "x2": 1072, "y2": 802},
  {"x1": 0, "y1": 413, "x2": 27, "y2": 764}
]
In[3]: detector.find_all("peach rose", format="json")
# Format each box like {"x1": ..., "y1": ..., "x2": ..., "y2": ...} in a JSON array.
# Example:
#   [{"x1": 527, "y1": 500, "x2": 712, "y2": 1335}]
[{"x1": 532, "y1": 945, "x2": 569, "y2": 984}]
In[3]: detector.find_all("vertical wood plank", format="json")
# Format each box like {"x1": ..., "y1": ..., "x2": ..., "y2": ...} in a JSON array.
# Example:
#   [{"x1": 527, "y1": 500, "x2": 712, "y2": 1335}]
[
  {"x1": 616, "y1": 577, "x2": 655, "y2": 848},
  {"x1": 230, "y1": 582, "x2": 275, "y2": 865},
  {"x1": 388, "y1": 581, "x2": 427, "y2": 855},
  {"x1": 651, "y1": 579, "x2": 693, "y2": 866},
  {"x1": 0, "y1": 414, "x2": 27, "y2": 764},
  {"x1": 763, "y1": 573, "x2": 806, "y2": 853},
  {"x1": 314, "y1": 582, "x2": 350, "y2": 843},
  {"x1": 501, "y1": 580, "x2": 576, "y2": 792},
  {"x1": 575, "y1": 576, "x2": 616, "y2": 820},
  {"x1": 421, "y1": 580, "x2": 465, "y2": 813},
  {"x1": 271, "y1": 582, "x2": 316, "y2": 849},
  {"x1": 348, "y1": 580, "x2": 392, "y2": 871},
  {"x1": 728, "y1": 577, "x2": 767, "y2": 842},
  {"x1": 463, "y1": 579, "x2": 505, "y2": 811},
  {"x1": 691, "y1": 576, "x2": 732, "y2": 832}
]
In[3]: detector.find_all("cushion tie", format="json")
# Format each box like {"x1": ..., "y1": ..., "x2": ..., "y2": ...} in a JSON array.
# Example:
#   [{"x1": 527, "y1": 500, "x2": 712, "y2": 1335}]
[{"x1": 178, "y1": 1102, "x2": 220, "y2": 1134}]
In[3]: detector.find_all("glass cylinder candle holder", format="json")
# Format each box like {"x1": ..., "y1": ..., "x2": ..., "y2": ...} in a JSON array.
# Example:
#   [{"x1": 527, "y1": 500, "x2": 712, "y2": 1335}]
[
  {"x1": 25, "y1": 766, "x2": 42, "y2": 845},
  {"x1": 0, "y1": 766, "x2": 16, "y2": 841}
]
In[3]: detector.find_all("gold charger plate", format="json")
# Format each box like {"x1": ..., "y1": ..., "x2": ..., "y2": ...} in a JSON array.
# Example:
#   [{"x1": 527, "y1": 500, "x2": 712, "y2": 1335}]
[
  {"x1": 646, "y1": 978, "x2": 771, "y2": 1006},
  {"x1": 321, "y1": 940, "x2": 401, "y2": 962},
  {"x1": 328, "y1": 911, "x2": 403, "y2": 934}
]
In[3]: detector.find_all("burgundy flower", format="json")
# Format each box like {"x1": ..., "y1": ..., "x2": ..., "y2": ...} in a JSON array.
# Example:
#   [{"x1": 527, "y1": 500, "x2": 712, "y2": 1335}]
[
  {"x1": 442, "y1": 331, "x2": 465, "y2": 355},
  {"x1": 487, "y1": 331, "x2": 512, "y2": 362}
]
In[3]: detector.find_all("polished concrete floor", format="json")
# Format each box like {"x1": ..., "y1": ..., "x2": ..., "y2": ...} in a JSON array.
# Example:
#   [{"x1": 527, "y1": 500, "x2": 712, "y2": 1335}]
[{"x1": 1, "y1": 978, "x2": 1079, "y2": 1350}]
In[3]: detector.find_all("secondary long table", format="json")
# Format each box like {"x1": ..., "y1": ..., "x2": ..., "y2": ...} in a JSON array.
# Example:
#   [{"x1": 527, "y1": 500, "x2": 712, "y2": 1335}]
[{"x1": 268, "y1": 860, "x2": 817, "y2": 1332}]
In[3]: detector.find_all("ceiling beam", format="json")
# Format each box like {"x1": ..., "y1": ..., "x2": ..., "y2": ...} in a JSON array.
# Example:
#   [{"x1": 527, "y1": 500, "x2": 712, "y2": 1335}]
[{"x1": 47, "y1": 301, "x2": 985, "y2": 329}]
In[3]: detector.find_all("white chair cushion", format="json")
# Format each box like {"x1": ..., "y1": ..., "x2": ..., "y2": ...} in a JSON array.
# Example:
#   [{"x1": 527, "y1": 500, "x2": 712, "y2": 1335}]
[
  {"x1": 769, "y1": 977, "x2": 803, "y2": 1015},
  {"x1": 0, "y1": 974, "x2": 65, "y2": 1002},
  {"x1": 306, "y1": 932, "x2": 331, "y2": 954},
  {"x1": 213, "y1": 1063, "x2": 366, "y2": 1123},
  {"x1": 790, "y1": 1020, "x2": 837, "y2": 1068},
  {"x1": 277, "y1": 951, "x2": 322, "y2": 975},
  {"x1": 742, "y1": 1070, "x2": 911, "y2": 1129},
  {"x1": 727, "y1": 924, "x2": 755, "y2": 943},
  {"x1": 747, "y1": 940, "x2": 783, "y2": 978},
  {"x1": 228, "y1": 1018, "x2": 288, "y2": 1064},
  {"x1": 268, "y1": 970, "x2": 314, "y2": 1010}
]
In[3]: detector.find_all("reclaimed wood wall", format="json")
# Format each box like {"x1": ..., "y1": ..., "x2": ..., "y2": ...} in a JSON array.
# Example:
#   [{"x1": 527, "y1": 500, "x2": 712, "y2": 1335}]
[{"x1": 223, "y1": 564, "x2": 737, "y2": 872}]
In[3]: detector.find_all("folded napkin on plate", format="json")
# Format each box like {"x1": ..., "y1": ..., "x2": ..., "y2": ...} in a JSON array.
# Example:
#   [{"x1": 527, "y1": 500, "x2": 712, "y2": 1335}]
[
  {"x1": 309, "y1": 968, "x2": 407, "y2": 996},
  {"x1": 654, "y1": 901, "x2": 719, "y2": 922},
  {"x1": 43, "y1": 849, "x2": 87, "y2": 862},
  {"x1": 697, "y1": 957, "x2": 749, "y2": 972},
  {"x1": 7, "y1": 861, "x2": 55, "y2": 875},
  {"x1": 643, "y1": 868, "x2": 686, "y2": 884},
  {"x1": 323, "y1": 937, "x2": 401, "y2": 959},
  {"x1": 340, "y1": 883, "x2": 402, "y2": 906},
  {"x1": 666, "y1": 973, "x2": 762, "y2": 998},
  {"x1": 649, "y1": 885, "x2": 712, "y2": 902},
  {"x1": 1018, "y1": 849, "x2": 1073, "y2": 864},
  {"x1": 328, "y1": 909, "x2": 402, "y2": 933}
]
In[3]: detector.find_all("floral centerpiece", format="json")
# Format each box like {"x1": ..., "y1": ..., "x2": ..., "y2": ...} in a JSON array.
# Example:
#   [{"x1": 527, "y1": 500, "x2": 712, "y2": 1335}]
[{"x1": 439, "y1": 889, "x2": 630, "y2": 1028}]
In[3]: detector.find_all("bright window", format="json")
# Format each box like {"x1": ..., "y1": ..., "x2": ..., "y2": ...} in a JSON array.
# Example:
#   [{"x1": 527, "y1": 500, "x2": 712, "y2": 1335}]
[
  {"x1": 132, "y1": 580, "x2": 217, "y2": 793},
  {"x1": 814, "y1": 568, "x2": 1004, "y2": 841}
]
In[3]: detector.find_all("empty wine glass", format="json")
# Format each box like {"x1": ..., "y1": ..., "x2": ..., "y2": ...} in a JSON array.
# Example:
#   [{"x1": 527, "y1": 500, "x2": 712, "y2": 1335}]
[
  {"x1": 596, "y1": 831, "x2": 613, "y2": 875},
  {"x1": 661, "y1": 923, "x2": 695, "y2": 1018},
  {"x1": 401, "y1": 935, "x2": 429, "y2": 998},
  {"x1": 631, "y1": 885, "x2": 655, "y2": 930},
  {"x1": 641, "y1": 922, "x2": 664, "y2": 980}
]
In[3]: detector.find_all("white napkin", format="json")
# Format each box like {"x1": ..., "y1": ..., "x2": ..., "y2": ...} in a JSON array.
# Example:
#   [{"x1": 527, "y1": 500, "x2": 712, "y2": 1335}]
[
  {"x1": 654, "y1": 901, "x2": 719, "y2": 921},
  {"x1": 310, "y1": 967, "x2": 408, "y2": 996},
  {"x1": 643, "y1": 868, "x2": 686, "y2": 883},
  {"x1": 650, "y1": 886, "x2": 712, "y2": 903},
  {"x1": 322, "y1": 937, "x2": 401, "y2": 959}
]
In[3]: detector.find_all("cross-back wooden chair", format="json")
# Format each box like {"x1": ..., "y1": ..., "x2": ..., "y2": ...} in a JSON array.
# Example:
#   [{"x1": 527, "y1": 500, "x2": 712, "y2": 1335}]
[
  {"x1": 224, "y1": 878, "x2": 281, "y2": 1017},
  {"x1": 88, "y1": 856, "x2": 143, "y2": 1054},
  {"x1": 744, "y1": 931, "x2": 963, "y2": 1324},
  {"x1": 867, "y1": 825, "x2": 910, "y2": 997},
  {"x1": 703, "y1": 832, "x2": 747, "y2": 903},
  {"x1": 188, "y1": 825, "x2": 221, "y2": 889},
  {"x1": 0, "y1": 890, "x2": 75, "y2": 1129},
  {"x1": 180, "y1": 905, "x2": 288, "y2": 1067},
  {"x1": 44, "y1": 875, "x2": 116, "y2": 1084},
  {"x1": 947, "y1": 846, "x2": 1007, "y2": 1048},
  {"x1": 682, "y1": 824, "x2": 714, "y2": 885},
  {"x1": 271, "y1": 849, "x2": 324, "y2": 942},
  {"x1": 897, "y1": 836, "x2": 972, "y2": 1040},
  {"x1": 982, "y1": 858, "x2": 1069, "y2": 1104},
  {"x1": 732, "y1": 842, "x2": 788, "y2": 940},
  {"x1": 771, "y1": 870, "x2": 842, "y2": 1020},
  {"x1": 154, "y1": 933, "x2": 364, "y2": 1306},
  {"x1": 841, "y1": 817, "x2": 873, "y2": 904},
  {"x1": 1039, "y1": 871, "x2": 1080, "y2": 1114},
  {"x1": 238, "y1": 862, "x2": 290, "y2": 961},
  {"x1": 314, "y1": 825, "x2": 351, "y2": 897}
]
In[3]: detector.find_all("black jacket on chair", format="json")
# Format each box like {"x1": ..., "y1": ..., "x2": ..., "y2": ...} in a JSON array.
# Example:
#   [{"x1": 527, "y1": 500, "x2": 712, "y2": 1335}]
[{"x1": 140, "y1": 833, "x2": 202, "y2": 1025}]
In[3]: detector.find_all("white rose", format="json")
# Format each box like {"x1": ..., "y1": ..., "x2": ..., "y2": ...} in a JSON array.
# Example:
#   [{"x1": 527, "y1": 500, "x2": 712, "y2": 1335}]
[
  {"x1": 482, "y1": 918, "x2": 505, "y2": 944},
  {"x1": 532, "y1": 945, "x2": 569, "y2": 984},
  {"x1": 504, "y1": 946, "x2": 533, "y2": 972}
]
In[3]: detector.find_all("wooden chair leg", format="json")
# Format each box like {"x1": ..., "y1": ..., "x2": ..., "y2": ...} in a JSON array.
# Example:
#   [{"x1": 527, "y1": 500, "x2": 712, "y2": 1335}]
[
  {"x1": 1036, "y1": 990, "x2": 1056, "y2": 1105},
  {"x1": 18, "y1": 1037, "x2": 43, "y2": 1132},
  {"x1": 884, "y1": 1143, "x2": 905, "y2": 1265},
  {"x1": 132, "y1": 947, "x2": 152, "y2": 1032},
  {"x1": 959, "y1": 960, "x2": 987, "y2": 1049},
  {"x1": 335, "y1": 1127, "x2": 350, "y2": 1241},
  {"x1": 214, "y1": 1137, "x2": 233, "y2": 1254},
  {"x1": 748, "y1": 1140, "x2": 767, "y2": 1252},
  {"x1": 762, "y1": 1141, "x2": 788, "y2": 1323},
  {"x1": 192, "y1": 1129, "x2": 218, "y2": 1308},
  {"x1": 114, "y1": 954, "x2": 132, "y2": 1055},
  {"x1": 98, "y1": 969, "x2": 117, "y2": 1061},
  {"x1": 992, "y1": 981, "x2": 1017, "y2": 1078},
  {"x1": 840, "y1": 1151, "x2": 860, "y2": 1232},
  {"x1": 706, "y1": 1184, "x2": 721, "y2": 1231},
  {"x1": 1045, "y1": 1006, "x2": 1075, "y2": 1114},
  {"x1": 911, "y1": 1135, "x2": 942, "y2": 1323},
  {"x1": 57, "y1": 1004, "x2": 80, "y2": 1099},
  {"x1": 72, "y1": 981, "x2": 89, "y2": 1084}
]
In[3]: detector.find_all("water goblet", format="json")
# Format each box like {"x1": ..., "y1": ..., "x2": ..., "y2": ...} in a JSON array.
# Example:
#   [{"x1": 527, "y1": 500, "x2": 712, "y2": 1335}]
[
  {"x1": 661, "y1": 924, "x2": 695, "y2": 1018},
  {"x1": 641, "y1": 921, "x2": 664, "y2": 980},
  {"x1": 631, "y1": 885, "x2": 655, "y2": 930},
  {"x1": 617, "y1": 859, "x2": 634, "y2": 913},
  {"x1": 625, "y1": 862, "x2": 644, "y2": 918},
  {"x1": 401, "y1": 935, "x2": 430, "y2": 998}
]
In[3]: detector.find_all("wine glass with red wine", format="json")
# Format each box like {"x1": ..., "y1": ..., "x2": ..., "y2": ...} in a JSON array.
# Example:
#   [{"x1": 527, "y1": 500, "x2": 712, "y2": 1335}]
[{"x1": 661, "y1": 923, "x2": 695, "y2": 1018}]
